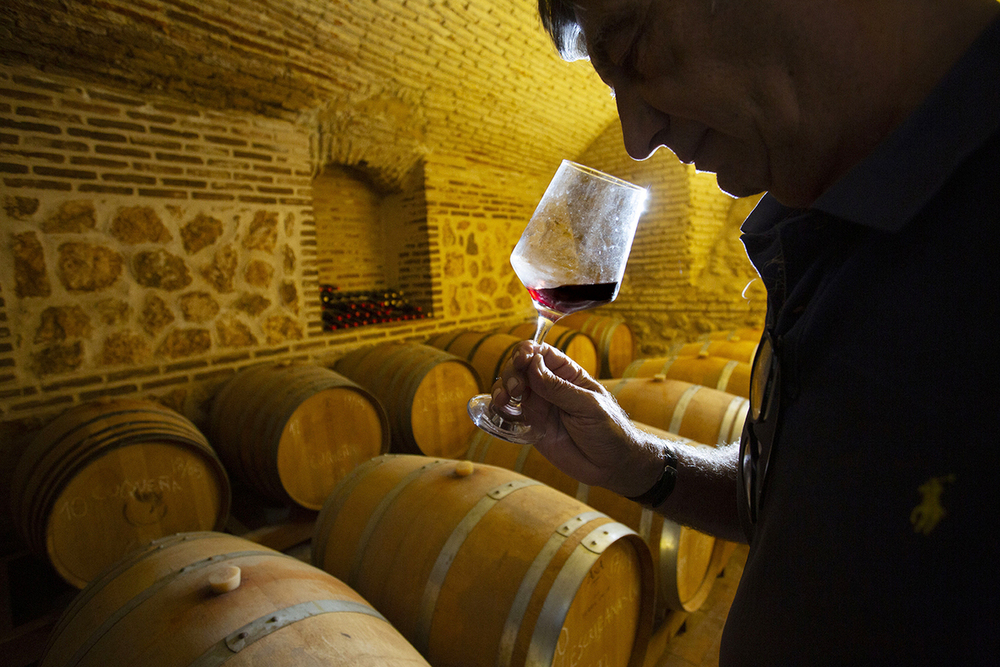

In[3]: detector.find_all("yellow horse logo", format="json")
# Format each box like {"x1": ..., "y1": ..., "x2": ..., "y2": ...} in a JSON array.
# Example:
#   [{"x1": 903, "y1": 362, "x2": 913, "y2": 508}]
[{"x1": 910, "y1": 474, "x2": 956, "y2": 535}]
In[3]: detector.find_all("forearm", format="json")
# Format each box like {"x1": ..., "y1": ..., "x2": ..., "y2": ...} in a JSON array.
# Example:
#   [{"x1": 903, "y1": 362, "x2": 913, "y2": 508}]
[{"x1": 624, "y1": 431, "x2": 746, "y2": 543}]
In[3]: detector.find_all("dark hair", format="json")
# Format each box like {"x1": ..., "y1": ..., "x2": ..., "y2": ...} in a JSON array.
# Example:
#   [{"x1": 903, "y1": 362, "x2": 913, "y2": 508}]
[{"x1": 537, "y1": 0, "x2": 588, "y2": 60}]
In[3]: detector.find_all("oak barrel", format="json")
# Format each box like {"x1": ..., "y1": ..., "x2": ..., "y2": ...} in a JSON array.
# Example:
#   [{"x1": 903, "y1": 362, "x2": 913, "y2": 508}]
[
  {"x1": 504, "y1": 322, "x2": 599, "y2": 378},
  {"x1": 557, "y1": 313, "x2": 635, "y2": 378},
  {"x1": 701, "y1": 327, "x2": 763, "y2": 342},
  {"x1": 670, "y1": 338, "x2": 759, "y2": 364},
  {"x1": 600, "y1": 377, "x2": 749, "y2": 446},
  {"x1": 40, "y1": 531, "x2": 431, "y2": 667},
  {"x1": 10, "y1": 399, "x2": 230, "y2": 588},
  {"x1": 332, "y1": 343, "x2": 479, "y2": 458},
  {"x1": 426, "y1": 331, "x2": 523, "y2": 391},
  {"x1": 208, "y1": 363, "x2": 389, "y2": 510},
  {"x1": 463, "y1": 426, "x2": 725, "y2": 614},
  {"x1": 312, "y1": 454, "x2": 654, "y2": 667},
  {"x1": 621, "y1": 355, "x2": 751, "y2": 398}
]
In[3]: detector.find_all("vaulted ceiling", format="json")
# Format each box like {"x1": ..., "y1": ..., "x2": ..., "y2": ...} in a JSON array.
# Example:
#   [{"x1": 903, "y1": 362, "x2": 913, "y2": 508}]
[{"x1": 1, "y1": 0, "x2": 622, "y2": 175}]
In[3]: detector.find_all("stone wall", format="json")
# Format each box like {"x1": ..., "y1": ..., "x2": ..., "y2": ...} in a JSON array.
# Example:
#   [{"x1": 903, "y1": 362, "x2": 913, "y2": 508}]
[
  {"x1": 1, "y1": 68, "x2": 315, "y2": 428},
  {"x1": 0, "y1": 69, "x2": 546, "y2": 521},
  {"x1": 424, "y1": 153, "x2": 545, "y2": 323}
]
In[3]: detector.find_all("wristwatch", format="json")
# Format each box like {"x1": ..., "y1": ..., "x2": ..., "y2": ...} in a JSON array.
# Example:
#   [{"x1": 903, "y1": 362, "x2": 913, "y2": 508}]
[{"x1": 626, "y1": 447, "x2": 678, "y2": 507}]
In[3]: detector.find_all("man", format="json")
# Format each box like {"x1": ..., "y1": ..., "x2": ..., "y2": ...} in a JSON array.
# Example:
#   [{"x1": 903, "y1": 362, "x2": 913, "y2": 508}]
[{"x1": 488, "y1": 0, "x2": 1000, "y2": 662}]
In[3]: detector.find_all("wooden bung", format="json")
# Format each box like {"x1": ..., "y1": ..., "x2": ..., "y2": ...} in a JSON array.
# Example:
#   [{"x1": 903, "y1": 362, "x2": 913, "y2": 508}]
[{"x1": 41, "y1": 532, "x2": 431, "y2": 667}]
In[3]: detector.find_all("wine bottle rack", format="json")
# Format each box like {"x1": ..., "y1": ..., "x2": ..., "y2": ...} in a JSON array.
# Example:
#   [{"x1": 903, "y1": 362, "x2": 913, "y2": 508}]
[{"x1": 320, "y1": 286, "x2": 427, "y2": 331}]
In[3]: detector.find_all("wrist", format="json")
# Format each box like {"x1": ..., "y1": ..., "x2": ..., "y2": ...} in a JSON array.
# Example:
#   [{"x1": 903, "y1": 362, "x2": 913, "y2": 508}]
[{"x1": 625, "y1": 445, "x2": 678, "y2": 508}]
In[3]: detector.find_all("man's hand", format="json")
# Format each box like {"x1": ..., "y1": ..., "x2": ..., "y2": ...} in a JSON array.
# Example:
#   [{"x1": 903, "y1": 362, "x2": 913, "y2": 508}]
[{"x1": 491, "y1": 341, "x2": 664, "y2": 498}]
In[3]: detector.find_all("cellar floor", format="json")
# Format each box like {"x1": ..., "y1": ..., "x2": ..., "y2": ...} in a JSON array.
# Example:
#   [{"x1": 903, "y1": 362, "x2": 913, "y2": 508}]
[{"x1": 654, "y1": 542, "x2": 749, "y2": 667}]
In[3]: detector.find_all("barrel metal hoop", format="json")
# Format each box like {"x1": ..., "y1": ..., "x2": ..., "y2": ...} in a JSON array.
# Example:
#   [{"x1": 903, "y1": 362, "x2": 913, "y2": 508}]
[
  {"x1": 44, "y1": 533, "x2": 190, "y2": 655},
  {"x1": 28, "y1": 417, "x2": 206, "y2": 510},
  {"x1": 513, "y1": 443, "x2": 533, "y2": 473},
  {"x1": 464, "y1": 332, "x2": 494, "y2": 363},
  {"x1": 716, "y1": 359, "x2": 739, "y2": 392},
  {"x1": 657, "y1": 520, "x2": 720, "y2": 612},
  {"x1": 312, "y1": 456, "x2": 390, "y2": 568},
  {"x1": 348, "y1": 459, "x2": 445, "y2": 587},
  {"x1": 491, "y1": 340, "x2": 522, "y2": 389},
  {"x1": 189, "y1": 599, "x2": 387, "y2": 667},
  {"x1": 439, "y1": 331, "x2": 466, "y2": 352},
  {"x1": 415, "y1": 478, "x2": 542, "y2": 654},
  {"x1": 465, "y1": 430, "x2": 490, "y2": 463},
  {"x1": 61, "y1": 549, "x2": 288, "y2": 667},
  {"x1": 497, "y1": 510, "x2": 605, "y2": 667},
  {"x1": 729, "y1": 400, "x2": 750, "y2": 443},
  {"x1": 19, "y1": 407, "x2": 195, "y2": 496},
  {"x1": 717, "y1": 396, "x2": 748, "y2": 445},
  {"x1": 607, "y1": 377, "x2": 628, "y2": 397},
  {"x1": 656, "y1": 519, "x2": 683, "y2": 609},
  {"x1": 488, "y1": 478, "x2": 538, "y2": 500},
  {"x1": 668, "y1": 384, "x2": 701, "y2": 434},
  {"x1": 657, "y1": 356, "x2": 677, "y2": 377},
  {"x1": 526, "y1": 522, "x2": 636, "y2": 665},
  {"x1": 638, "y1": 508, "x2": 654, "y2": 543}
]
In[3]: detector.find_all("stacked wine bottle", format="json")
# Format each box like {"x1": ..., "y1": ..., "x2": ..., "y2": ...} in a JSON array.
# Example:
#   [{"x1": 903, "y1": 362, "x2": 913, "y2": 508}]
[{"x1": 320, "y1": 286, "x2": 426, "y2": 330}]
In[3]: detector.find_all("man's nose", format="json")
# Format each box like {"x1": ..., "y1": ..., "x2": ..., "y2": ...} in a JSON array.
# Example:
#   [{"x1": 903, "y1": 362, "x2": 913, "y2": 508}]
[{"x1": 615, "y1": 85, "x2": 668, "y2": 161}]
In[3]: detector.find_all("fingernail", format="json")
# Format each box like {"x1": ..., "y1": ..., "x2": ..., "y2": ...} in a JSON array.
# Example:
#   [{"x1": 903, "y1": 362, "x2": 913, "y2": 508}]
[
  {"x1": 505, "y1": 376, "x2": 519, "y2": 395},
  {"x1": 492, "y1": 387, "x2": 502, "y2": 403}
]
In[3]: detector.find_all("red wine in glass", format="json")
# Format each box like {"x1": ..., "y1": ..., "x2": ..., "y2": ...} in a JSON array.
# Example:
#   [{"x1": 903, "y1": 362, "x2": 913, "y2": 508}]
[{"x1": 526, "y1": 281, "x2": 619, "y2": 320}]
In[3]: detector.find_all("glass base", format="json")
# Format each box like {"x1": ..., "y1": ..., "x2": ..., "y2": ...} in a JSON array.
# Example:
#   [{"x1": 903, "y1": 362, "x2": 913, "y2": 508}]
[{"x1": 467, "y1": 394, "x2": 539, "y2": 445}]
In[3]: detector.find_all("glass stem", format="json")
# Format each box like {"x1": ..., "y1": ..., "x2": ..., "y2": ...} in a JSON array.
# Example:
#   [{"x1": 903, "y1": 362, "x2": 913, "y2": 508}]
[
  {"x1": 496, "y1": 314, "x2": 555, "y2": 419},
  {"x1": 533, "y1": 314, "x2": 555, "y2": 343}
]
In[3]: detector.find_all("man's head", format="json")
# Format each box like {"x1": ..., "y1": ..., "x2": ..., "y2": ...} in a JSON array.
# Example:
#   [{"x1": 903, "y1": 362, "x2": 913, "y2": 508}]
[{"x1": 538, "y1": 0, "x2": 999, "y2": 207}]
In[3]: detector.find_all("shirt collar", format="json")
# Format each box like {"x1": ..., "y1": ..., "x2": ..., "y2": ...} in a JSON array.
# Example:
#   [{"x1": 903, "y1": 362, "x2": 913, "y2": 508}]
[{"x1": 744, "y1": 13, "x2": 1000, "y2": 236}]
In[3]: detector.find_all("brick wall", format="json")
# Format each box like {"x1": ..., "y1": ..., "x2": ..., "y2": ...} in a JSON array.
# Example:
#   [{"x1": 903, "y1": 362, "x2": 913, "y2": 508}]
[{"x1": 1, "y1": 0, "x2": 618, "y2": 180}]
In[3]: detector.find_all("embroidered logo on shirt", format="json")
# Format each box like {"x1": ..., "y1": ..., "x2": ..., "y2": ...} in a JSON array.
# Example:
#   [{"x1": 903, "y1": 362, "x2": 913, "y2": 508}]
[{"x1": 910, "y1": 474, "x2": 956, "y2": 535}]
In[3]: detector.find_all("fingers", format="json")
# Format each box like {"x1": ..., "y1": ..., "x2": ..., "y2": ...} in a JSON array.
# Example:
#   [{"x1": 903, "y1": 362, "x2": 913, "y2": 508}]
[{"x1": 495, "y1": 341, "x2": 602, "y2": 401}]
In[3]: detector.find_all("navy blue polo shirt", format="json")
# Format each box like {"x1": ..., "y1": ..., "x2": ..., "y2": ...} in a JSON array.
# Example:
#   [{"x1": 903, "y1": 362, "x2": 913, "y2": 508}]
[{"x1": 720, "y1": 15, "x2": 1000, "y2": 666}]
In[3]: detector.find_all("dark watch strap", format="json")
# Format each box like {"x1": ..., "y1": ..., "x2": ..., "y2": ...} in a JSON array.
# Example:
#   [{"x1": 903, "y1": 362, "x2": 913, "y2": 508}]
[{"x1": 625, "y1": 448, "x2": 678, "y2": 507}]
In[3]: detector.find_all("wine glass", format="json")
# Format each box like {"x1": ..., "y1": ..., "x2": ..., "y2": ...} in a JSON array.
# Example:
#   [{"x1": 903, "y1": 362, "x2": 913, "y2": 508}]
[{"x1": 467, "y1": 159, "x2": 647, "y2": 444}]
